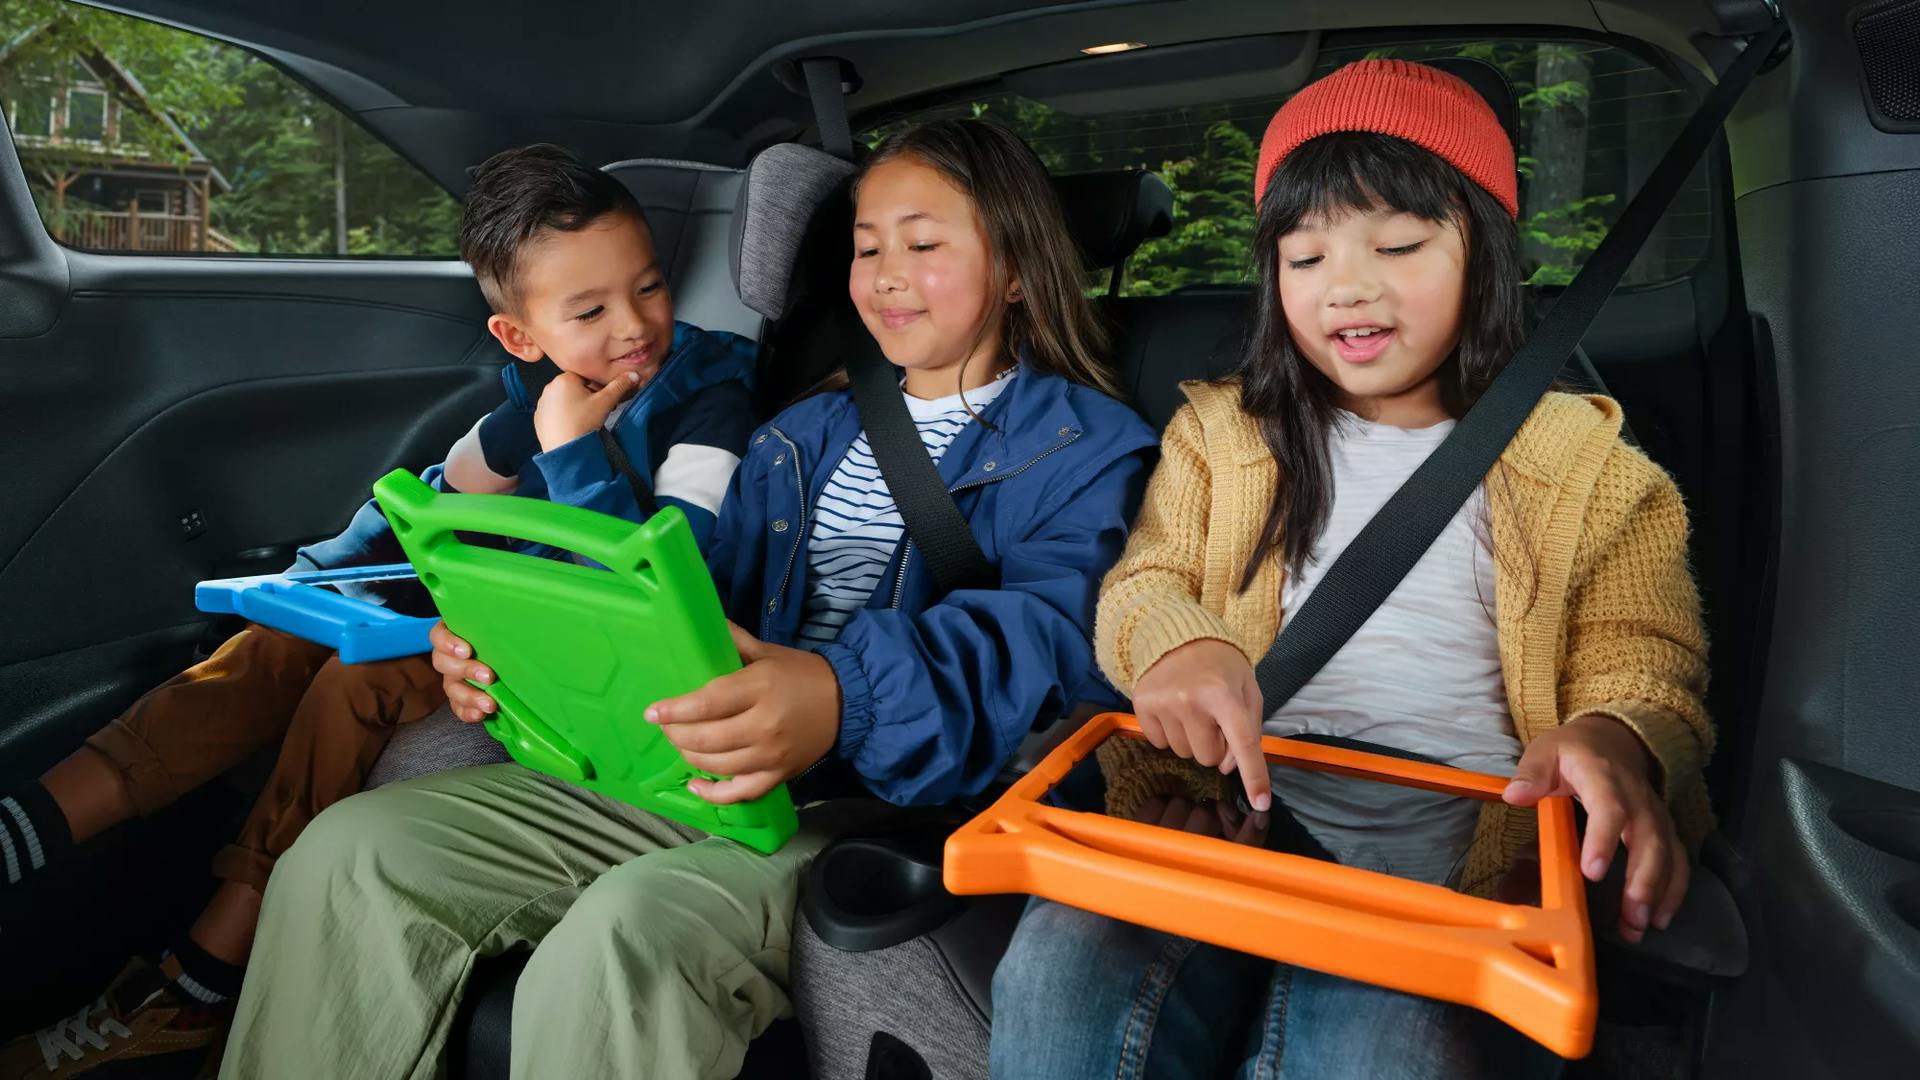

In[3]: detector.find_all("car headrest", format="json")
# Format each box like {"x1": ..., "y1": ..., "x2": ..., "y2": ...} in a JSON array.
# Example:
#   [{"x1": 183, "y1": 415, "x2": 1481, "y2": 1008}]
[
  {"x1": 731, "y1": 143, "x2": 856, "y2": 322},
  {"x1": 1052, "y1": 169, "x2": 1174, "y2": 272},
  {"x1": 731, "y1": 144, "x2": 1178, "y2": 321},
  {"x1": 602, "y1": 158, "x2": 762, "y2": 339}
]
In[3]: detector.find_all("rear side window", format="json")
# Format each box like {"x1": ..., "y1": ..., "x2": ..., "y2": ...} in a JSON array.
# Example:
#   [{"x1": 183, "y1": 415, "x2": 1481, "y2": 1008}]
[
  {"x1": 867, "y1": 38, "x2": 1709, "y2": 294},
  {"x1": 0, "y1": 2, "x2": 460, "y2": 257}
]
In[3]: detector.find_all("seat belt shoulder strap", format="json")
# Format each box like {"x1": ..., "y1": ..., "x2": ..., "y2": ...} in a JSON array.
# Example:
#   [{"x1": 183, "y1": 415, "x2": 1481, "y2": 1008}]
[{"x1": 1253, "y1": 20, "x2": 1787, "y2": 711}]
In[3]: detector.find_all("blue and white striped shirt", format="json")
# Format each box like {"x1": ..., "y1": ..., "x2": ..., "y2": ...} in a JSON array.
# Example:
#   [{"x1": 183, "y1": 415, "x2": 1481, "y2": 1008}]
[{"x1": 797, "y1": 371, "x2": 1017, "y2": 648}]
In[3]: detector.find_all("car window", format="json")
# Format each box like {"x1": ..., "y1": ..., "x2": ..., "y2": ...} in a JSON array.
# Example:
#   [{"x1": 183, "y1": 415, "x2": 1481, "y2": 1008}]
[
  {"x1": 866, "y1": 38, "x2": 1709, "y2": 294},
  {"x1": 0, "y1": 0, "x2": 460, "y2": 257}
]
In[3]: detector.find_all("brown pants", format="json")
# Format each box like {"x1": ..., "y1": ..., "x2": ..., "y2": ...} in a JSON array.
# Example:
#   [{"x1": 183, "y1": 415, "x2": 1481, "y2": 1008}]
[{"x1": 83, "y1": 624, "x2": 445, "y2": 888}]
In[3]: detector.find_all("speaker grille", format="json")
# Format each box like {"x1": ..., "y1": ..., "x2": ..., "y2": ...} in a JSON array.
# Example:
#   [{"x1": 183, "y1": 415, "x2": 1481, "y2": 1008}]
[{"x1": 1856, "y1": 0, "x2": 1920, "y2": 127}]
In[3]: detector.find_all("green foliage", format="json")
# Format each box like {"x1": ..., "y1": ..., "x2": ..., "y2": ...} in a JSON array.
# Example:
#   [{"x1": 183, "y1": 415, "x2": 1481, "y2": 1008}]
[
  {"x1": 1522, "y1": 193, "x2": 1615, "y2": 285},
  {"x1": 0, "y1": 10, "x2": 1636, "y2": 279},
  {"x1": 1, "y1": 0, "x2": 458, "y2": 255},
  {"x1": 1519, "y1": 79, "x2": 1588, "y2": 111},
  {"x1": 194, "y1": 64, "x2": 458, "y2": 255},
  {"x1": 991, "y1": 38, "x2": 1624, "y2": 296},
  {"x1": 2, "y1": 0, "x2": 241, "y2": 143},
  {"x1": 1125, "y1": 120, "x2": 1256, "y2": 295}
]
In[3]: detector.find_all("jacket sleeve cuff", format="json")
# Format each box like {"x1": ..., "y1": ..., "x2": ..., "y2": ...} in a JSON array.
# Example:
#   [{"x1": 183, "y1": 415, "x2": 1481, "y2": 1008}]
[
  {"x1": 819, "y1": 642, "x2": 876, "y2": 761},
  {"x1": 531, "y1": 430, "x2": 615, "y2": 501},
  {"x1": 1571, "y1": 699, "x2": 1703, "y2": 801},
  {"x1": 1126, "y1": 602, "x2": 1246, "y2": 688}
]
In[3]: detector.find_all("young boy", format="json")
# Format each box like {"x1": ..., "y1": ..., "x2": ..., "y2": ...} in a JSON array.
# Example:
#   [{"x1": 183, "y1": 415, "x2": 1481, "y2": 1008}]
[{"x1": 0, "y1": 143, "x2": 756, "y2": 1079}]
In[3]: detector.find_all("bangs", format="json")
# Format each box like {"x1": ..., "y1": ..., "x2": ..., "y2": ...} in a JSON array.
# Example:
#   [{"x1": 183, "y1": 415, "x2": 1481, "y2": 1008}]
[{"x1": 1261, "y1": 132, "x2": 1473, "y2": 237}]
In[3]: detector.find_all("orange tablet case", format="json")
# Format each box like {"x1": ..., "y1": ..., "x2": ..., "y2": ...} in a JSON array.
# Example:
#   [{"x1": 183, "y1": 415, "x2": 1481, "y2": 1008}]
[{"x1": 943, "y1": 712, "x2": 1597, "y2": 1059}]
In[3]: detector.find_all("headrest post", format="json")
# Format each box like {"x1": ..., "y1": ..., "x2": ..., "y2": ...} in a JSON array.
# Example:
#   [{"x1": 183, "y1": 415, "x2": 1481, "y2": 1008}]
[{"x1": 801, "y1": 58, "x2": 856, "y2": 162}]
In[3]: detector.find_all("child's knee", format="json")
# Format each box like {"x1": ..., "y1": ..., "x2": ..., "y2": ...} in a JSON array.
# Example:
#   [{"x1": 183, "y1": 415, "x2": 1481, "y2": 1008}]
[
  {"x1": 300, "y1": 654, "x2": 436, "y2": 731},
  {"x1": 272, "y1": 788, "x2": 426, "y2": 888},
  {"x1": 553, "y1": 870, "x2": 705, "y2": 960},
  {"x1": 994, "y1": 900, "x2": 1126, "y2": 1009},
  {"x1": 538, "y1": 857, "x2": 778, "y2": 993}
]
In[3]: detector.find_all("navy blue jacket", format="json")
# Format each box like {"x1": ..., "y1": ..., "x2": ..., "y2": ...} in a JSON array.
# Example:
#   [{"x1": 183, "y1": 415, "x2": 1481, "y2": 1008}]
[
  {"x1": 512, "y1": 325, "x2": 756, "y2": 555},
  {"x1": 294, "y1": 322, "x2": 757, "y2": 615},
  {"x1": 706, "y1": 364, "x2": 1158, "y2": 806}
]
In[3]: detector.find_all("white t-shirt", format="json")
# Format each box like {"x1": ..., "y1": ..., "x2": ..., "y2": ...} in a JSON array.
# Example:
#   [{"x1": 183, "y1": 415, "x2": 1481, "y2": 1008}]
[{"x1": 1265, "y1": 410, "x2": 1520, "y2": 886}]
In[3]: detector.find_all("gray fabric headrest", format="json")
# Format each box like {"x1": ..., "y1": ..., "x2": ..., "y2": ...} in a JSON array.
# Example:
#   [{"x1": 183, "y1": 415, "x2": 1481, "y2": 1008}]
[
  {"x1": 602, "y1": 158, "x2": 761, "y2": 339},
  {"x1": 731, "y1": 143, "x2": 856, "y2": 321}
]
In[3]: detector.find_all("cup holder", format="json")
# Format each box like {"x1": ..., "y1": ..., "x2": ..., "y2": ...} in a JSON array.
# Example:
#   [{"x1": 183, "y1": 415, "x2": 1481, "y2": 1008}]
[
  {"x1": 802, "y1": 835, "x2": 963, "y2": 952},
  {"x1": 1830, "y1": 804, "x2": 1920, "y2": 866}
]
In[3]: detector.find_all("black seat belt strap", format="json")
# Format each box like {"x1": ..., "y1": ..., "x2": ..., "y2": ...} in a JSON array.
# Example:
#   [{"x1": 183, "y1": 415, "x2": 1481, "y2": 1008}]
[
  {"x1": 597, "y1": 427, "x2": 659, "y2": 518},
  {"x1": 801, "y1": 58, "x2": 856, "y2": 164},
  {"x1": 843, "y1": 329, "x2": 999, "y2": 593},
  {"x1": 1253, "y1": 20, "x2": 1787, "y2": 712}
]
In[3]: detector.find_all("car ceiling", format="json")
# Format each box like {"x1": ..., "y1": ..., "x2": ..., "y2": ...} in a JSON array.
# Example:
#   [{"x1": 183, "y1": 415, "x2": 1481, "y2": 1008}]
[{"x1": 82, "y1": 0, "x2": 1732, "y2": 192}]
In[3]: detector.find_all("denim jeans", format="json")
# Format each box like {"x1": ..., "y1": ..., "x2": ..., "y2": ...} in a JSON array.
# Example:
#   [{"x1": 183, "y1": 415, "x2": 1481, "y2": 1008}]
[{"x1": 990, "y1": 899, "x2": 1565, "y2": 1080}]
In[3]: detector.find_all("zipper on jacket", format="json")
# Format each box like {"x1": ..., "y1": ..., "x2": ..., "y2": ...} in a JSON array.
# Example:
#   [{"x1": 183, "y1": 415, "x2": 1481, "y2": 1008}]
[
  {"x1": 765, "y1": 427, "x2": 810, "y2": 625},
  {"x1": 886, "y1": 547, "x2": 915, "y2": 610},
  {"x1": 885, "y1": 430, "x2": 1082, "y2": 609}
]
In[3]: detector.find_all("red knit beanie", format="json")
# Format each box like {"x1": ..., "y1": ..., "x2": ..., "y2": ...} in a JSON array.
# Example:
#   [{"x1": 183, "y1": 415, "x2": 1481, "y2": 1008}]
[{"x1": 1255, "y1": 59, "x2": 1519, "y2": 218}]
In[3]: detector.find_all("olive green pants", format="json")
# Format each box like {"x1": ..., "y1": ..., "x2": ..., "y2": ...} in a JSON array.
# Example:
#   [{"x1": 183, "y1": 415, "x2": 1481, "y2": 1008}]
[{"x1": 220, "y1": 763, "x2": 879, "y2": 1080}]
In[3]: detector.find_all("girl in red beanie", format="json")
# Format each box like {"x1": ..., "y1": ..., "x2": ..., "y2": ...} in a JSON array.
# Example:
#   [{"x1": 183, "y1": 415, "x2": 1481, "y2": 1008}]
[{"x1": 991, "y1": 59, "x2": 1712, "y2": 1078}]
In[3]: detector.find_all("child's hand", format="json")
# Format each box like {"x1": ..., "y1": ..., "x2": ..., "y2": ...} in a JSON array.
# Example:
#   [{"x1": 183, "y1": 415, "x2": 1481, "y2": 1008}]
[
  {"x1": 534, "y1": 370, "x2": 642, "y2": 452},
  {"x1": 1131, "y1": 639, "x2": 1272, "y2": 812},
  {"x1": 429, "y1": 621, "x2": 498, "y2": 723},
  {"x1": 1502, "y1": 713, "x2": 1687, "y2": 944},
  {"x1": 646, "y1": 622, "x2": 843, "y2": 804}
]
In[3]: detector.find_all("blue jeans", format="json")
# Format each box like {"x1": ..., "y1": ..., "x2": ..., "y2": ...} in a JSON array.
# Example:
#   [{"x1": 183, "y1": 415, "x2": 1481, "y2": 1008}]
[{"x1": 989, "y1": 899, "x2": 1565, "y2": 1080}]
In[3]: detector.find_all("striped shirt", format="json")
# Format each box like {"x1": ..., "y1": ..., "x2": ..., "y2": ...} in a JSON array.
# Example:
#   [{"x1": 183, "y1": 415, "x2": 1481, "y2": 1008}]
[{"x1": 797, "y1": 370, "x2": 1016, "y2": 648}]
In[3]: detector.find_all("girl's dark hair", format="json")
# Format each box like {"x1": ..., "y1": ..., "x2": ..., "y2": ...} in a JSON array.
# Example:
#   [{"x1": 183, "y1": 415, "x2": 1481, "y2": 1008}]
[
  {"x1": 852, "y1": 119, "x2": 1120, "y2": 397},
  {"x1": 1237, "y1": 131, "x2": 1525, "y2": 590}
]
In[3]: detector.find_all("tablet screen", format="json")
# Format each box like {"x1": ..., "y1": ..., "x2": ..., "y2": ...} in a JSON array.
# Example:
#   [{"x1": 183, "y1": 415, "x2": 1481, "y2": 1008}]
[{"x1": 1040, "y1": 730, "x2": 1542, "y2": 904}]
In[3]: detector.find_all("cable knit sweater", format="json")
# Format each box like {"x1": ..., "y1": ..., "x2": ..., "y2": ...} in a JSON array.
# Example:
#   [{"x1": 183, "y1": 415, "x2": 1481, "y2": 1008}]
[{"x1": 1095, "y1": 380, "x2": 1713, "y2": 896}]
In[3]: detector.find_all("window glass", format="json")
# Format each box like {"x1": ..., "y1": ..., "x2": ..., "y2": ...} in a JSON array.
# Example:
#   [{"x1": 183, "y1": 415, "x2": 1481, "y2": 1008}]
[
  {"x1": 867, "y1": 38, "x2": 1710, "y2": 293},
  {"x1": 64, "y1": 84, "x2": 102, "y2": 141},
  {"x1": 9, "y1": 91, "x2": 53, "y2": 137},
  {"x1": 1, "y1": 0, "x2": 461, "y2": 256}
]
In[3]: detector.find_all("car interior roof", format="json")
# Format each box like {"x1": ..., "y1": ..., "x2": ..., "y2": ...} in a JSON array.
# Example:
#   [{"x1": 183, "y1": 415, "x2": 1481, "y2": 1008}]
[{"x1": 90, "y1": 1, "x2": 1728, "y2": 191}]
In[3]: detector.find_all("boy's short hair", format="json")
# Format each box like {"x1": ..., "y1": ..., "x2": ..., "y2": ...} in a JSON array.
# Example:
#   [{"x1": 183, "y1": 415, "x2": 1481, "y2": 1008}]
[{"x1": 459, "y1": 143, "x2": 647, "y2": 314}]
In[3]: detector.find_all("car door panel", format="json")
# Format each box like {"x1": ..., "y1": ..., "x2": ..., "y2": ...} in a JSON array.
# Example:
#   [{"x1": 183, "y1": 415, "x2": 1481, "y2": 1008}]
[{"x1": 1, "y1": 165, "x2": 507, "y2": 776}]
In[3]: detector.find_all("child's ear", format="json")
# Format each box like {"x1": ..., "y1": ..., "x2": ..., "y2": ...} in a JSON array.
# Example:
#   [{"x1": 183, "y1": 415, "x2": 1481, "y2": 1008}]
[
  {"x1": 1004, "y1": 275, "x2": 1024, "y2": 305},
  {"x1": 486, "y1": 313, "x2": 547, "y2": 363}
]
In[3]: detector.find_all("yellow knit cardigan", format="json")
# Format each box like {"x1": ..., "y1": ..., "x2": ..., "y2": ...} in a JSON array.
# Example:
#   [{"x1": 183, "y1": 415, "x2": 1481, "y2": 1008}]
[{"x1": 1094, "y1": 381, "x2": 1714, "y2": 896}]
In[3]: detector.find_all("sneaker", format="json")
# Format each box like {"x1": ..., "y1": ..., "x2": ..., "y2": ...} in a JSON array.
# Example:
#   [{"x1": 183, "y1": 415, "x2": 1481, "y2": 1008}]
[{"x1": 0, "y1": 957, "x2": 228, "y2": 1079}]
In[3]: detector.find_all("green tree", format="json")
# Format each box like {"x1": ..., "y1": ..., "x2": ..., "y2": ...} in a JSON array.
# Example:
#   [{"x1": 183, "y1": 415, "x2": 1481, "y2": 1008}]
[
  {"x1": 979, "y1": 39, "x2": 1624, "y2": 294},
  {"x1": 821, "y1": 40, "x2": 1641, "y2": 296},
  {"x1": 1, "y1": 0, "x2": 241, "y2": 140},
  {"x1": 1, "y1": 0, "x2": 241, "y2": 234},
  {"x1": 188, "y1": 56, "x2": 460, "y2": 255},
  {"x1": 1126, "y1": 119, "x2": 1257, "y2": 295},
  {"x1": 2, "y1": 0, "x2": 458, "y2": 255}
]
